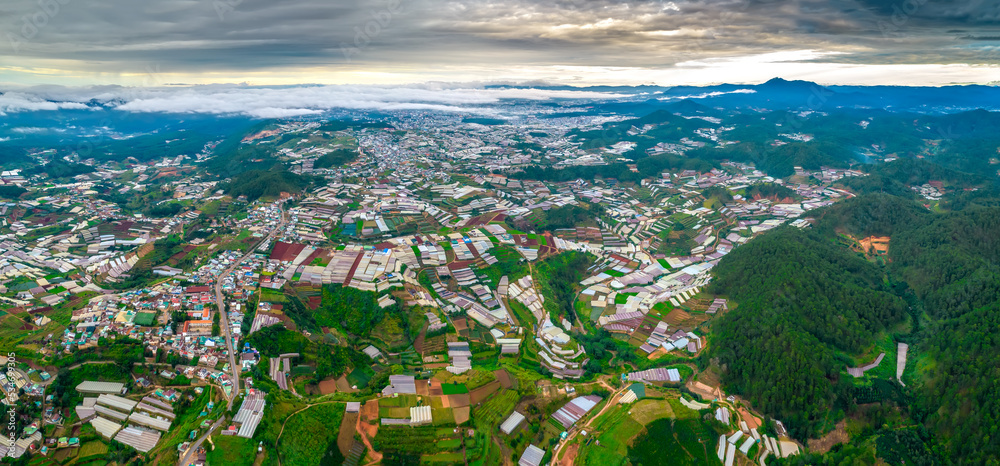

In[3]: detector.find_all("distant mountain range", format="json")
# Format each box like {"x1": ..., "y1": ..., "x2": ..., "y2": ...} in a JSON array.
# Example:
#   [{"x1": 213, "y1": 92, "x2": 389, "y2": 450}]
[
  {"x1": 514, "y1": 77, "x2": 1000, "y2": 113},
  {"x1": 1, "y1": 78, "x2": 998, "y2": 166}
]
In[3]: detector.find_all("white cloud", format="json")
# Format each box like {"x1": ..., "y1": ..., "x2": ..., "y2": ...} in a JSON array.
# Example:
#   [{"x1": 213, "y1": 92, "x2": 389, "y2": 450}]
[
  {"x1": 0, "y1": 92, "x2": 95, "y2": 113},
  {"x1": 676, "y1": 50, "x2": 847, "y2": 68},
  {"x1": 660, "y1": 89, "x2": 757, "y2": 100},
  {"x1": 0, "y1": 84, "x2": 624, "y2": 117}
]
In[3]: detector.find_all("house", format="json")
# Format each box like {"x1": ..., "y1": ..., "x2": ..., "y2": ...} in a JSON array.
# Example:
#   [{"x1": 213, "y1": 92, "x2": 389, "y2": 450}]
[
  {"x1": 184, "y1": 286, "x2": 211, "y2": 296},
  {"x1": 156, "y1": 389, "x2": 178, "y2": 402}
]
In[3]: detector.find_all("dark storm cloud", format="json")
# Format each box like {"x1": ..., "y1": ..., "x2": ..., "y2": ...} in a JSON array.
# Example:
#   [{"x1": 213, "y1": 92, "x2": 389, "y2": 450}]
[{"x1": 0, "y1": 0, "x2": 998, "y2": 79}]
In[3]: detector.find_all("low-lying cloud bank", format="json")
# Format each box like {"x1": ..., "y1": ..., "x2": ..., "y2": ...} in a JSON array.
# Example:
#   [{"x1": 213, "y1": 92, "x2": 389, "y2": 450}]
[{"x1": 0, "y1": 84, "x2": 630, "y2": 118}]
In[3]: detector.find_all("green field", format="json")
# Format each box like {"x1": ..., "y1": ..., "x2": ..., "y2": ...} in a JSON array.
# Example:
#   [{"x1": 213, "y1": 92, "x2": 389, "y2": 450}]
[
  {"x1": 207, "y1": 435, "x2": 257, "y2": 466},
  {"x1": 575, "y1": 396, "x2": 716, "y2": 466},
  {"x1": 576, "y1": 406, "x2": 645, "y2": 465},
  {"x1": 627, "y1": 418, "x2": 722, "y2": 466},
  {"x1": 472, "y1": 389, "x2": 519, "y2": 427},
  {"x1": 76, "y1": 440, "x2": 108, "y2": 458},
  {"x1": 422, "y1": 451, "x2": 466, "y2": 464},
  {"x1": 346, "y1": 367, "x2": 373, "y2": 388},
  {"x1": 441, "y1": 383, "x2": 469, "y2": 395},
  {"x1": 133, "y1": 311, "x2": 157, "y2": 326},
  {"x1": 436, "y1": 439, "x2": 462, "y2": 449},
  {"x1": 614, "y1": 292, "x2": 636, "y2": 304},
  {"x1": 278, "y1": 402, "x2": 346, "y2": 466},
  {"x1": 432, "y1": 408, "x2": 455, "y2": 426},
  {"x1": 259, "y1": 288, "x2": 288, "y2": 303},
  {"x1": 374, "y1": 426, "x2": 464, "y2": 461}
]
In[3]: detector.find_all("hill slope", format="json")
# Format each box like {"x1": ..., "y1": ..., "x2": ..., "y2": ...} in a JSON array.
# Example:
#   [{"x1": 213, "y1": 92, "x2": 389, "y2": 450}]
[{"x1": 708, "y1": 226, "x2": 907, "y2": 438}]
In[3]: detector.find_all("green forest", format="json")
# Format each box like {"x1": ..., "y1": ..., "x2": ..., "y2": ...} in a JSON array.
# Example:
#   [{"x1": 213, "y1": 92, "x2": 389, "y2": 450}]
[
  {"x1": 533, "y1": 251, "x2": 595, "y2": 324},
  {"x1": 223, "y1": 168, "x2": 316, "y2": 201},
  {"x1": 281, "y1": 284, "x2": 409, "y2": 339},
  {"x1": 313, "y1": 148, "x2": 358, "y2": 169},
  {"x1": 507, "y1": 153, "x2": 716, "y2": 183},
  {"x1": 507, "y1": 203, "x2": 600, "y2": 232},
  {"x1": 245, "y1": 326, "x2": 369, "y2": 383},
  {"x1": 29, "y1": 159, "x2": 96, "y2": 179},
  {"x1": 711, "y1": 192, "x2": 1000, "y2": 463},
  {"x1": 708, "y1": 226, "x2": 907, "y2": 438}
]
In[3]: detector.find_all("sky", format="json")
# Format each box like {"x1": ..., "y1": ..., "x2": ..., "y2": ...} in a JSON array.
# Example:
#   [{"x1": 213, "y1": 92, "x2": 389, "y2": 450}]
[{"x1": 1, "y1": 0, "x2": 998, "y2": 88}]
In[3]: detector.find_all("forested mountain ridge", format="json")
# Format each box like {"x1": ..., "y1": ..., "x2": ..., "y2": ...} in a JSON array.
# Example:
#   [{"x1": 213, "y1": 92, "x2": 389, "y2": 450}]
[
  {"x1": 812, "y1": 193, "x2": 930, "y2": 238},
  {"x1": 712, "y1": 193, "x2": 1000, "y2": 463},
  {"x1": 708, "y1": 226, "x2": 907, "y2": 439},
  {"x1": 222, "y1": 167, "x2": 317, "y2": 201},
  {"x1": 921, "y1": 302, "x2": 1000, "y2": 463},
  {"x1": 889, "y1": 206, "x2": 1000, "y2": 318}
]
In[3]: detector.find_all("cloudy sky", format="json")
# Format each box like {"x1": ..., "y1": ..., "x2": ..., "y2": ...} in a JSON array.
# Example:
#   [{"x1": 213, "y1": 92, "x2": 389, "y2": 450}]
[{"x1": 1, "y1": 0, "x2": 999, "y2": 87}]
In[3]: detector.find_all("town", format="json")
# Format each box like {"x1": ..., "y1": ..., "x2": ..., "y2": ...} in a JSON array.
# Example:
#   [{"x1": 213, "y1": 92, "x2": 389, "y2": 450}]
[{"x1": 0, "y1": 112, "x2": 911, "y2": 466}]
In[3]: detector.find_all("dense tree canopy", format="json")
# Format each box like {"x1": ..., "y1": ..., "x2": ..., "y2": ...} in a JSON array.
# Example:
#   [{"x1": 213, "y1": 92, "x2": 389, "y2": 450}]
[
  {"x1": 29, "y1": 159, "x2": 95, "y2": 179},
  {"x1": 743, "y1": 182, "x2": 799, "y2": 201},
  {"x1": 708, "y1": 227, "x2": 907, "y2": 438},
  {"x1": 533, "y1": 251, "x2": 595, "y2": 324},
  {"x1": 718, "y1": 191, "x2": 1000, "y2": 463},
  {"x1": 224, "y1": 167, "x2": 315, "y2": 201},
  {"x1": 888, "y1": 205, "x2": 1000, "y2": 319},
  {"x1": 313, "y1": 148, "x2": 358, "y2": 169},
  {"x1": 812, "y1": 193, "x2": 929, "y2": 238},
  {"x1": 508, "y1": 153, "x2": 716, "y2": 183},
  {"x1": 307, "y1": 284, "x2": 408, "y2": 338},
  {"x1": 919, "y1": 302, "x2": 1000, "y2": 463}
]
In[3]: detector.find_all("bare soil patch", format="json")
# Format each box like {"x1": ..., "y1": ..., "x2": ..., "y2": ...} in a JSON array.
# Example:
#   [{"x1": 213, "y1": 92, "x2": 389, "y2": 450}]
[
  {"x1": 559, "y1": 442, "x2": 579, "y2": 466},
  {"x1": 413, "y1": 325, "x2": 428, "y2": 355},
  {"x1": 807, "y1": 419, "x2": 848, "y2": 454},
  {"x1": 338, "y1": 412, "x2": 360, "y2": 456},
  {"x1": 687, "y1": 380, "x2": 722, "y2": 401},
  {"x1": 446, "y1": 393, "x2": 471, "y2": 408},
  {"x1": 317, "y1": 377, "x2": 338, "y2": 395},
  {"x1": 357, "y1": 400, "x2": 382, "y2": 464},
  {"x1": 335, "y1": 374, "x2": 359, "y2": 393},
  {"x1": 738, "y1": 407, "x2": 762, "y2": 430},
  {"x1": 664, "y1": 309, "x2": 693, "y2": 327},
  {"x1": 469, "y1": 380, "x2": 501, "y2": 404},
  {"x1": 426, "y1": 379, "x2": 443, "y2": 396},
  {"x1": 494, "y1": 369, "x2": 512, "y2": 389},
  {"x1": 453, "y1": 406, "x2": 470, "y2": 425}
]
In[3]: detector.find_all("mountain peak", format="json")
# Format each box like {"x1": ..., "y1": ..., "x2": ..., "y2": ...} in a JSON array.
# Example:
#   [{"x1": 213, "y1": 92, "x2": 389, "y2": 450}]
[{"x1": 759, "y1": 77, "x2": 824, "y2": 89}]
